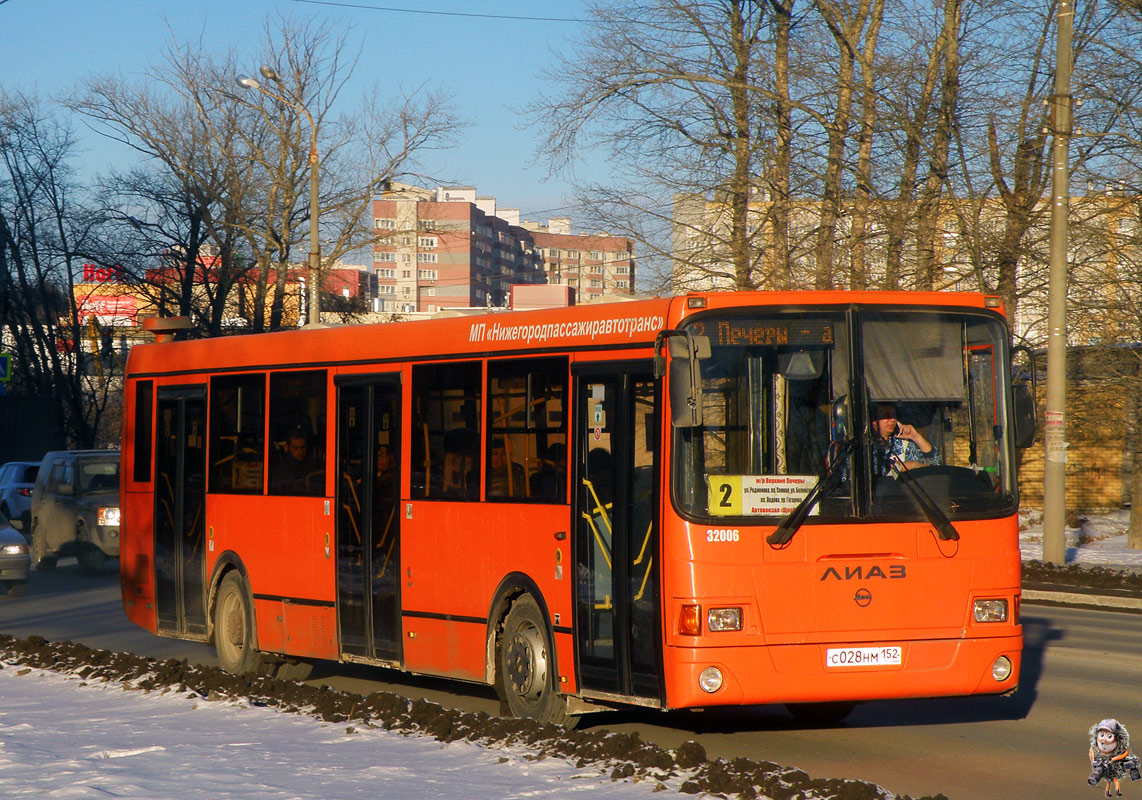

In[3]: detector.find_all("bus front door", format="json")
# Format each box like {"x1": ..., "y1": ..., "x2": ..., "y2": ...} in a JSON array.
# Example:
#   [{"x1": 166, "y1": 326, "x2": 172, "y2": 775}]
[
  {"x1": 335, "y1": 376, "x2": 402, "y2": 663},
  {"x1": 573, "y1": 367, "x2": 663, "y2": 702},
  {"x1": 154, "y1": 387, "x2": 208, "y2": 639}
]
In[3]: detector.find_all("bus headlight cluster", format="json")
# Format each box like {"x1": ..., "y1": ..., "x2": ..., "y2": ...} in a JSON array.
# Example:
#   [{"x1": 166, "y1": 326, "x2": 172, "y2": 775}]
[
  {"x1": 707, "y1": 607, "x2": 742, "y2": 632},
  {"x1": 973, "y1": 598, "x2": 1008, "y2": 623},
  {"x1": 698, "y1": 666, "x2": 723, "y2": 693},
  {"x1": 97, "y1": 507, "x2": 121, "y2": 527}
]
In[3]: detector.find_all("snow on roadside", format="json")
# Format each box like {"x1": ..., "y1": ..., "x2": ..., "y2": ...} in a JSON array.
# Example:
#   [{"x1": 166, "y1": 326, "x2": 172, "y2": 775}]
[
  {"x1": 1019, "y1": 508, "x2": 1142, "y2": 569},
  {"x1": 0, "y1": 665, "x2": 663, "y2": 799}
]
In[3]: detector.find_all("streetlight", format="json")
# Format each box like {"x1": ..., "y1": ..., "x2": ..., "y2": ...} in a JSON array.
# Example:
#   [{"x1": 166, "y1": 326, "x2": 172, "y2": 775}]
[{"x1": 236, "y1": 66, "x2": 321, "y2": 327}]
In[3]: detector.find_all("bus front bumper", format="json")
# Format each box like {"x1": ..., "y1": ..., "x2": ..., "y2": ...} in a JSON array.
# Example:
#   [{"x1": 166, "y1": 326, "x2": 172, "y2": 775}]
[{"x1": 666, "y1": 634, "x2": 1022, "y2": 709}]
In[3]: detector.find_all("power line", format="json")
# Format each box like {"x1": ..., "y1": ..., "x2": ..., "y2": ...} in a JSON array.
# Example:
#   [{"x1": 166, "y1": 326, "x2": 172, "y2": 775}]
[{"x1": 289, "y1": 0, "x2": 585, "y2": 23}]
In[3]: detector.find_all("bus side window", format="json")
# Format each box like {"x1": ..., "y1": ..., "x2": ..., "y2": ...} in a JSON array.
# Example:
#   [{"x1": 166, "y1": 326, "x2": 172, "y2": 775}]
[
  {"x1": 267, "y1": 370, "x2": 328, "y2": 497},
  {"x1": 209, "y1": 374, "x2": 266, "y2": 494},
  {"x1": 132, "y1": 380, "x2": 154, "y2": 483},
  {"x1": 412, "y1": 361, "x2": 482, "y2": 501},
  {"x1": 487, "y1": 357, "x2": 568, "y2": 503}
]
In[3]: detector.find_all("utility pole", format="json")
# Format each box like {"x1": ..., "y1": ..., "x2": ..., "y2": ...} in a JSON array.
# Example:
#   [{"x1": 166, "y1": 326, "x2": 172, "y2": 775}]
[{"x1": 1042, "y1": 0, "x2": 1073, "y2": 565}]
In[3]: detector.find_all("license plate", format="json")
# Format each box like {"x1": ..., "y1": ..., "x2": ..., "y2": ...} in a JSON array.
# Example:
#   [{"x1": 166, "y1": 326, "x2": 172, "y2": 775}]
[{"x1": 825, "y1": 646, "x2": 902, "y2": 668}]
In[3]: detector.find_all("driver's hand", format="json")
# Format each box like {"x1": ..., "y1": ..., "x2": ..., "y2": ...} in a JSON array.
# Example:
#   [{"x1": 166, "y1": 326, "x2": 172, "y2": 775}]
[{"x1": 897, "y1": 424, "x2": 920, "y2": 442}]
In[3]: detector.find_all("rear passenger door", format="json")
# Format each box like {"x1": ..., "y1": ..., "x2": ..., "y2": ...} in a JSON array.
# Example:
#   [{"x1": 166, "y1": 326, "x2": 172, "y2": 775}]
[{"x1": 154, "y1": 388, "x2": 209, "y2": 638}]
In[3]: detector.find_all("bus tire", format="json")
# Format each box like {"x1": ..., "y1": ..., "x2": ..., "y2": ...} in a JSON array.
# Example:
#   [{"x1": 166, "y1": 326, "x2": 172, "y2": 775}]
[
  {"x1": 214, "y1": 572, "x2": 263, "y2": 675},
  {"x1": 497, "y1": 594, "x2": 570, "y2": 727},
  {"x1": 35, "y1": 556, "x2": 57, "y2": 572},
  {"x1": 785, "y1": 701, "x2": 857, "y2": 725},
  {"x1": 273, "y1": 659, "x2": 314, "y2": 682}
]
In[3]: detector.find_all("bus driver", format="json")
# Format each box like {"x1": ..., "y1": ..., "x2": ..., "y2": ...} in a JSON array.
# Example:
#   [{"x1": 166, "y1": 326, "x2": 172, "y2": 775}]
[{"x1": 871, "y1": 403, "x2": 938, "y2": 476}]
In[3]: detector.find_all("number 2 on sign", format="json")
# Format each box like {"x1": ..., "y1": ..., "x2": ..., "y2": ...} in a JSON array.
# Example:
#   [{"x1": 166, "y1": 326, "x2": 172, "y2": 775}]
[{"x1": 707, "y1": 475, "x2": 741, "y2": 516}]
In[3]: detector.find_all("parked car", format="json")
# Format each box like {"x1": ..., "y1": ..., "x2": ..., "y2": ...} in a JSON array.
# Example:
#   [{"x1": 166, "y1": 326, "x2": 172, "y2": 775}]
[
  {"x1": 29, "y1": 450, "x2": 120, "y2": 574},
  {"x1": 0, "y1": 460, "x2": 39, "y2": 532},
  {"x1": 0, "y1": 510, "x2": 30, "y2": 596}
]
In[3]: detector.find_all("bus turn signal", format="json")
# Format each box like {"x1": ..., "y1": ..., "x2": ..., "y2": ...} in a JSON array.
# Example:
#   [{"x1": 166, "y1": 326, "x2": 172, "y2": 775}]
[{"x1": 679, "y1": 604, "x2": 701, "y2": 635}]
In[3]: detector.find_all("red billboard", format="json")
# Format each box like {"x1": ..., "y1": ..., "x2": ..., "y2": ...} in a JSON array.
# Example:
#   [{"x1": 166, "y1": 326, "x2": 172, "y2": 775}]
[{"x1": 77, "y1": 295, "x2": 138, "y2": 326}]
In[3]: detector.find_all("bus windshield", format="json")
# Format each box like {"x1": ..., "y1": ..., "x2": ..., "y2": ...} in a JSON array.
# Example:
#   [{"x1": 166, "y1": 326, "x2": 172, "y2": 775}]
[{"x1": 673, "y1": 308, "x2": 1018, "y2": 523}]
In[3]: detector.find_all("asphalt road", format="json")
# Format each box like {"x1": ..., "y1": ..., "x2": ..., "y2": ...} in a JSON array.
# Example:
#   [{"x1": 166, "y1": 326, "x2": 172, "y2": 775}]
[{"x1": 0, "y1": 561, "x2": 1130, "y2": 800}]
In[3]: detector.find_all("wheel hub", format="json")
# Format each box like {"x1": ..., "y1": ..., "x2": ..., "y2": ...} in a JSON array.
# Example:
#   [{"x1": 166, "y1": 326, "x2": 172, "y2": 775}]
[
  {"x1": 506, "y1": 624, "x2": 546, "y2": 701},
  {"x1": 223, "y1": 598, "x2": 243, "y2": 648}
]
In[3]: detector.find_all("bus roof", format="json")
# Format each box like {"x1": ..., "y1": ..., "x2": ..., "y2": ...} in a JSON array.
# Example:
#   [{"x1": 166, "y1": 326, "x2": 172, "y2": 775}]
[{"x1": 124, "y1": 290, "x2": 1003, "y2": 378}]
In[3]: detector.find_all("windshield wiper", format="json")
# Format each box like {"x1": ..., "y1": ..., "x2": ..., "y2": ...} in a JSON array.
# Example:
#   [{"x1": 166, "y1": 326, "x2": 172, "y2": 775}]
[
  {"x1": 767, "y1": 438, "x2": 855, "y2": 547},
  {"x1": 888, "y1": 457, "x2": 959, "y2": 541}
]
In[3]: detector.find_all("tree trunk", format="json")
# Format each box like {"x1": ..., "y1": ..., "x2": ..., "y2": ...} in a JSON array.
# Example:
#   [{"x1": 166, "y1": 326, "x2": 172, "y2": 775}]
[
  {"x1": 729, "y1": 0, "x2": 755, "y2": 290},
  {"x1": 884, "y1": 18, "x2": 942, "y2": 287},
  {"x1": 847, "y1": 0, "x2": 883, "y2": 290},
  {"x1": 769, "y1": 0, "x2": 795, "y2": 289},
  {"x1": 915, "y1": 0, "x2": 961, "y2": 290}
]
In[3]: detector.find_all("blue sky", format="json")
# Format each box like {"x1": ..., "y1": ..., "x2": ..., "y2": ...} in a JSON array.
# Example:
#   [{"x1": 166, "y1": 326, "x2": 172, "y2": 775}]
[{"x1": 0, "y1": 0, "x2": 597, "y2": 225}]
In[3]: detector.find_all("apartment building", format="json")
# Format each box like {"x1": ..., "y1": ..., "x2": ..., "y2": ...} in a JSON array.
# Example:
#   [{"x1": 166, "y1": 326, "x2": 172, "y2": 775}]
[
  {"x1": 373, "y1": 184, "x2": 637, "y2": 312},
  {"x1": 523, "y1": 223, "x2": 637, "y2": 302},
  {"x1": 672, "y1": 190, "x2": 1142, "y2": 347},
  {"x1": 372, "y1": 185, "x2": 546, "y2": 313}
]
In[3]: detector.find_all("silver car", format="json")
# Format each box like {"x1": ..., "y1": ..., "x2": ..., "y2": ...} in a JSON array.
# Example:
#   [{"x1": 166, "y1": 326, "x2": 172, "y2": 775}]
[
  {"x1": 0, "y1": 510, "x2": 30, "y2": 596},
  {"x1": 29, "y1": 450, "x2": 120, "y2": 574}
]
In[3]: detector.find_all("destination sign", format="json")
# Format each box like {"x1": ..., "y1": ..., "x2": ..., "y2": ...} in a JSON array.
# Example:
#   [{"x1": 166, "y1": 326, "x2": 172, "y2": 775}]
[{"x1": 711, "y1": 319, "x2": 834, "y2": 348}]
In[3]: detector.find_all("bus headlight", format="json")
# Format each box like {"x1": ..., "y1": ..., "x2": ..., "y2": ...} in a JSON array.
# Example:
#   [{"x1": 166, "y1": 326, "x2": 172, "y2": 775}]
[
  {"x1": 699, "y1": 666, "x2": 723, "y2": 693},
  {"x1": 992, "y1": 656, "x2": 1013, "y2": 682},
  {"x1": 973, "y1": 599, "x2": 1007, "y2": 623},
  {"x1": 97, "y1": 507, "x2": 121, "y2": 527},
  {"x1": 707, "y1": 607, "x2": 742, "y2": 632}
]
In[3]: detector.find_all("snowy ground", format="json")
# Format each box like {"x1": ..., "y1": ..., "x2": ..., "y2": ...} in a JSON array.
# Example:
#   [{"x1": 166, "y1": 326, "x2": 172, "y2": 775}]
[
  {"x1": 0, "y1": 664, "x2": 664, "y2": 800},
  {"x1": 1019, "y1": 508, "x2": 1142, "y2": 568}
]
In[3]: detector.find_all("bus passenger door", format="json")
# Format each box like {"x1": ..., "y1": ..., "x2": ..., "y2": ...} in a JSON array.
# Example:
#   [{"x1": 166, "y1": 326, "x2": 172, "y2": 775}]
[
  {"x1": 573, "y1": 366, "x2": 663, "y2": 702},
  {"x1": 335, "y1": 375, "x2": 402, "y2": 663},
  {"x1": 154, "y1": 387, "x2": 208, "y2": 638}
]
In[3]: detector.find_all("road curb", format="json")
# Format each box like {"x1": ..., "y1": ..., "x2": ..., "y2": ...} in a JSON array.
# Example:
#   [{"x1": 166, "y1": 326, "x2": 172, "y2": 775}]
[{"x1": 1022, "y1": 588, "x2": 1142, "y2": 611}]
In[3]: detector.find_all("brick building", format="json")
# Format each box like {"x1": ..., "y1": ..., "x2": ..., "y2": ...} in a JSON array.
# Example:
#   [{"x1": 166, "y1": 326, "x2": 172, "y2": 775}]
[
  {"x1": 372, "y1": 185, "x2": 545, "y2": 313},
  {"x1": 372, "y1": 185, "x2": 637, "y2": 312},
  {"x1": 526, "y1": 227, "x2": 637, "y2": 302}
]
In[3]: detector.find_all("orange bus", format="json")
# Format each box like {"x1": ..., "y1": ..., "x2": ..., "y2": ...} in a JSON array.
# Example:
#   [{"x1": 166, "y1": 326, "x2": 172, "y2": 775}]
[{"x1": 120, "y1": 291, "x2": 1032, "y2": 724}]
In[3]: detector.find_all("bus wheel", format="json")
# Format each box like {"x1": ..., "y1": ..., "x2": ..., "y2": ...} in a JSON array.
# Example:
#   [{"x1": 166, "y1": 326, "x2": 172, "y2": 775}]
[
  {"x1": 498, "y1": 594, "x2": 570, "y2": 727},
  {"x1": 35, "y1": 556, "x2": 57, "y2": 572},
  {"x1": 785, "y1": 701, "x2": 857, "y2": 725},
  {"x1": 273, "y1": 659, "x2": 313, "y2": 682},
  {"x1": 214, "y1": 572, "x2": 262, "y2": 675}
]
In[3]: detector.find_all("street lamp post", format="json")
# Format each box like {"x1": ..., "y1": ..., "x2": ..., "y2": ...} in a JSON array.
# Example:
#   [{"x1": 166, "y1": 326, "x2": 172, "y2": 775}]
[{"x1": 237, "y1": 67, "x2": 321, "y2": 327}]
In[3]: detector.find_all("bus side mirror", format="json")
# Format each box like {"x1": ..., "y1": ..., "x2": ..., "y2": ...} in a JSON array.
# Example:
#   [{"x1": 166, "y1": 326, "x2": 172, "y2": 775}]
[
  {"x1": 662, "y1": 333, "x2": 709, "y2": 428},
  {"x1": 1010, "y1": 345, "x2": 1037, "y2": 449},
  {"x1": 1013, "y1": 383, "x2": 1036, "y2": 449}
]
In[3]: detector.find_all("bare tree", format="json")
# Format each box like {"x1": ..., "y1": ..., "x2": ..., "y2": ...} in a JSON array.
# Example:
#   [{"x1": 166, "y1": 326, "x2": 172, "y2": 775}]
[
  {"x1": 0, "y1": 92, "x2": 117, "y2": 447},
  {"x1": 531, "y1": 1, "x2": 778, "y2": 291},
  {"x1": 73, "y1": 13, "x2": 461, "y2": 333}
]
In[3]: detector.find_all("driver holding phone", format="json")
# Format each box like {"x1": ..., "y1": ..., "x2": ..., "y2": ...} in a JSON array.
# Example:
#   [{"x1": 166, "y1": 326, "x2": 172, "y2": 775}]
[{"x1": 872, "y1": 403, "x2": 939, "y2": 476}]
